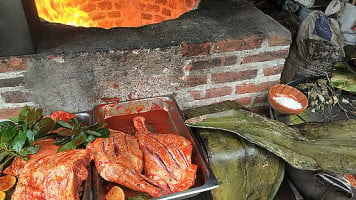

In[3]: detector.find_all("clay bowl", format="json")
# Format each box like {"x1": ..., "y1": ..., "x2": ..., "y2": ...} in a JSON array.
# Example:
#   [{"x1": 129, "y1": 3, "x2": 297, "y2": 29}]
[{"x1": 268, "y1": 84, "x2": 308, "y2": 115}]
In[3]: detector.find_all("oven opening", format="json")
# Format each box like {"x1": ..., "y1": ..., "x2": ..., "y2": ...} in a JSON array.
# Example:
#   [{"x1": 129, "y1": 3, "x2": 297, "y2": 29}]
[{"x1": 34, "y1": 0, "x2": 200, "y2": 29}]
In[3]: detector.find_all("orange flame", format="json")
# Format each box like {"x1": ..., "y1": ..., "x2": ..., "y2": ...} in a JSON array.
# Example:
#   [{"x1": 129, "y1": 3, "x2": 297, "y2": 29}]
[
  {"x1": 34, "y1": 0, "x2": 200, "y2": 29},
  {"x1": 34, "y1": 0, "x2": 96, "y2": 28}
]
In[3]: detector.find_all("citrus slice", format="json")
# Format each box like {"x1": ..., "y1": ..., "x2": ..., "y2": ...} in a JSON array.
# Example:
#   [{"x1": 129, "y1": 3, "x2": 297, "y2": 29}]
[
  {"x1": 106, "y1": 186, "x2": 125, "y2": 200},
  {"x1": 0, "y1": 191, "x2": 5, "y2": 200},
  {"x1": 0, "y1": 175, "x2": 16, "y2": 191}
]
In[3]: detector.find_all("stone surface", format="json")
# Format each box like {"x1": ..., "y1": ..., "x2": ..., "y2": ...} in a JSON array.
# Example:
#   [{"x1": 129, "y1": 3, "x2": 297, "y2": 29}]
[{"x1": 33, "y1": 0, "x2": 290, "y2": 56}]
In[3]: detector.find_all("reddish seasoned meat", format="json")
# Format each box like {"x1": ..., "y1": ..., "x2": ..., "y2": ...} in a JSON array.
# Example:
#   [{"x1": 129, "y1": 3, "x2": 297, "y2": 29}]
[
  {"x1": 87, "y1": 129, "x2": 166, "y2": 198},
  {"x1": 4, "y1": 139, "x2": 59, "y2": 176},
  {"x1": 133, "y1": 116, "x2": 197, "y2": 194},
  {"x1": 11, "y1": 149, "x2": 91, "y2": 200}
]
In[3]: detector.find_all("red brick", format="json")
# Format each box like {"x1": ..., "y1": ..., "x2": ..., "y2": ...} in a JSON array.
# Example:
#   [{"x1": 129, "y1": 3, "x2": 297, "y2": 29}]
[
  {"x1": 240, "y1": 49, "x2": 289, "y2": 64},
  {"x1": 253, "y1": 95, "x2": 267, "y2": 105},
  {"x1": 181, "y1": 42, "x2": 211, "y2": 57},
  {"x1": 205, "y1": 87, "x2": 233, "y2": 98},
  {"x1": 0, "y1": 77, "x2": 24, "y2": 87},
  {"x1": 0, "y1": 108, "x2": 22, "y2": 119},
  {"x1": 185, "y1": 0, "x2": 193, "y2": 7},
  {"x1": 235, "y1": 97, "x2": 252, "y2": 107},
  {"x1": 250, "y1": 106, "x2": 270, "y2": 114},
  {"x1": 139, "y1": 3, "x2": 160, "y2": 12},
  {"x1": 162, "y1": 8, "x2": 171, "y2": 16},
  {"x1": 184, "y1": 75, "x2": 207, "y2": 87},
  {"x1": 212, "y1": 70, "x2": 257, "y2": 84},
  {"x1": 213, "y1": 36, "x2": 263, "y2": 52},
  {"x1": 169, "y1": 1, "x2": 177, "y2": 9},
  {"x1": 147, "y1": 4, "x2": 160, "y2": 12},
  {"x1": 191, "y1": 57, "x2": 222, "y2": 70},
  {"x1": 263, "y1": 65, "x2": 284, "y2": 76},
  {"x1": 141, "y1": 13, "x2": 153, "y2": 20},
  {"x1": 97, "y1": 1, "x2": 112, "y2": 10},
  {"x1": 153, "y1": 15, "x2": 166, "y2": 22},
  {"x1": 1, "y1": 90, "x2": 28, "y2": 103},
  {"x1": 92, "y1": 13, "x2": 106, "y2": 21},
  {"x1": 82, "y1": 3, "x2": 96, "y2": 12},
  {"x1": 222, "y1": 56, "x2": 238, "y2": 66},
  {"x1": 0, "y1": 57, "x2": 27, "y2": 73},
  {"x1": 189, "y1": 90, "x2": 202, "y2": 100},
  {"x1": 236, "y1": 81, "x2": 280, "y2": 94},
  {"x1": 156, "y1": 0, "x2": 168, "y2": 5},
  {"x1": 107, "y1": 11, "x2": 121, "y2": 18},
  {"x1": 268, "y1": 35, "x2": 291, "y2": 47}
]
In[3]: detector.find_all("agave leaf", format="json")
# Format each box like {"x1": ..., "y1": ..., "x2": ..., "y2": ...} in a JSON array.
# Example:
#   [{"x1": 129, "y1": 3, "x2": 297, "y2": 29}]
[{"x1": 185, "y1": 101, "x2": 356, "y2": 174}]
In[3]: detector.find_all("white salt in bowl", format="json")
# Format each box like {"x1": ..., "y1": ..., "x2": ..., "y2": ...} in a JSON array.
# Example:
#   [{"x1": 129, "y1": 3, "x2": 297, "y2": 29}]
[{"x1": 268, "y1": 84, "x2": 308, "y2": 115}]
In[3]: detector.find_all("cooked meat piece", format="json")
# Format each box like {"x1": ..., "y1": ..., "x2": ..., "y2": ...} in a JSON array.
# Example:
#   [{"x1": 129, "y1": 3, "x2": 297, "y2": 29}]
[
  {"x1": 87, "y1": 129, "x2": 166, "y2": 198},
  {"x1": 4, "y1": 139, "x2": 59, "y2": 176},
  {"x1": 133, "y1": 116, "x2": 197, "y2": 194},
  {"x1": 11, "y1": 149, "x2": 91, "y2": 200}
]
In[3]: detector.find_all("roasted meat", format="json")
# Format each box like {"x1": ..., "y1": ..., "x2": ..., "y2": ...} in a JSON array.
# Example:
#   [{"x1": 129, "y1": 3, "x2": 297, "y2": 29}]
[
  {"x1": 133, "y1": 116, "x2": 197, "y2": 193},
  {"x1": 87, "y1": 129, "x2": 166, "y2": 198},
  {"x1": 11, "y1": 149, "x2": 91, "y2": 200},
  {"x1": 4, "y1": 139, "x2": 59, "y2": 176}
]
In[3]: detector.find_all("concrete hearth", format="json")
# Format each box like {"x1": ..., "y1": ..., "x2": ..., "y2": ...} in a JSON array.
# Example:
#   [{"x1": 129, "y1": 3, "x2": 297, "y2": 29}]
[{"x1": 0, "y1": 0, "x2": 291, "y2": 118}]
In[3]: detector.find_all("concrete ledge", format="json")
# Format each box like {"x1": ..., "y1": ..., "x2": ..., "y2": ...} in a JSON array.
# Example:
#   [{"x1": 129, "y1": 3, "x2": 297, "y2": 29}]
[{"x1": 34, "y1": 0, "x2": 291, "y2": 55}]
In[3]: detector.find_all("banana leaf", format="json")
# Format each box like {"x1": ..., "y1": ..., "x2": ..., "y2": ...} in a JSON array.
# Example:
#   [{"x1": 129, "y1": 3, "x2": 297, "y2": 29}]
[
  {"x1": 331, "y1": 62, "x2": 356, "y2": 94},
  {"x1": 197, "y1": 129, "x2": 284, "y2": 200},
  {"x1": 184, "y1": 101, "x2": 356, "y2": 174},
  {"x1": 183, "y1": 103, "x2": 284, "y2": 200}
]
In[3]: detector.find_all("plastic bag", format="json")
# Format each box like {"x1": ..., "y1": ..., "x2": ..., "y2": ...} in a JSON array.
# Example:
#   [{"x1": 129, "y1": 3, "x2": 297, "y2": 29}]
[{"x1": 294, "y1": 10, "x2": 345, "y2": 78}]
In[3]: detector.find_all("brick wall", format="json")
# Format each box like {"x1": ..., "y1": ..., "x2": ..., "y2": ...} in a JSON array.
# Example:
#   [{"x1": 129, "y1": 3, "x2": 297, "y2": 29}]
[
  {"x1": 176, "y1": 35, "x2": 290, "y2": 112},
  {"x1": 0, "y1": 58, "x2": 37, "y2": 119},
  {"x1": 0, "y1": 34, "x2": 290, "y2": 119},
  {"x1": 34, "y1": 0, "x2": 200, "y2": 28}
]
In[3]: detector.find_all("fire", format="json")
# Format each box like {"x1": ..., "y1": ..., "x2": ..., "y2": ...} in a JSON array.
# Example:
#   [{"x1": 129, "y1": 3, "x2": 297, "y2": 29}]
[
  {"x1": 34, "y1": 0, "x2": 96, "y2": 28},
  {"x1": 34, "y1": 0, "x2": 200, "y2": 29}
]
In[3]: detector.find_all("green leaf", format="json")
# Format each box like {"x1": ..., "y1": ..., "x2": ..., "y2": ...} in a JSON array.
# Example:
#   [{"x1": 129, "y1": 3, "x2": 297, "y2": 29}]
[
  {"x1": 9, "y1": 116, "x2": 19, "y2": 123},
  {"x1": 87, "y1": 122, "x2": 108, "y2": 131},
  {"x1": 54, "y1": 137, "x2": 70, "y2": 145},
  {"x1": 85, "y1": 135, "x2": 96, "y2": 144},
  {"x1": 33, "y1": 117, "x2": 56, "y2": 134},
  {"x1": 57, "y1": 132, "x2": 87, "y2": 153},
  {"x1": 0, "y1": 151, "x2": 9, "y2": 162},
  {"x1": 56, "y1": 128, "x2": 74, "y2": 136},
  {"x1": 25, "y1": 107, "x2": 35, "y2": 126},
  {"x1": 12, "y1": 130, "x2": 27, "y2": 152},
  {"x1": 18, "y1": 106, "x2": 30, "y2": 121},
  {"x1": 1, "y1": 126, "x2": 17, "y2": 144},
  {"x1": 86, "y1": 130, "x2": 102, "y2": 137},
  {"x1": 57, "y1": 119, "x2": 73, "y2": 129},
  {"x1": 97, "y1": 128, "x2": 110, "y2": 138},
  {"x1": 25, "y1": 130, "x2": 35, "y2": 147},
  {"x1": 57, "y1": 142, "x2": 77, "y2": 153},
  {"x1": 72, "y1": 132, "x2": 88, "y2": 146},
  {"x1": 20, "y1": 145, "x2": 40, "y2": 156},
  {"x1": 0, "y1": 121, "x2": 15, "y2": 131},
  {"x1": 31, "y1": 108, "x2": 43, "y2": 127},
  {"x1": 0, "y1": 155, "x2": 14, "y2": 173}
]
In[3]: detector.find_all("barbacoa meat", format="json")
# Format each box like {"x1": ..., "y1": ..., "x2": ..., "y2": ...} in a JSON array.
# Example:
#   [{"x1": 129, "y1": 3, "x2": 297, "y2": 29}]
[
  {"x1": 11, "y1": 149, "x2": 91, "y2": 200},
  {"x1": 4, "y1": 139, "x2": 59, "y2": 176},
  {"x1": 133, "y1": 116, "x2": 197, "y2": 194},
  {"x1": 87, "y1": 129, "x2": 167, "y2": 198}
]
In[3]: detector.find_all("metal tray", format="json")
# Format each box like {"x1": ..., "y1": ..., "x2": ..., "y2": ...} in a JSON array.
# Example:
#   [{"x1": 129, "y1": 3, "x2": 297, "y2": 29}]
[{"x1": 92, "y1": 96, "x2": 219, "y2": 200}]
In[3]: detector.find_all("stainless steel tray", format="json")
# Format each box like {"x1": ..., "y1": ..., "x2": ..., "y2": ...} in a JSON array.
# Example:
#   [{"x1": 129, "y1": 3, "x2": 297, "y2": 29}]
[{"x1": 92, "y1": 96, "x2": 218, "y2": 200}]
